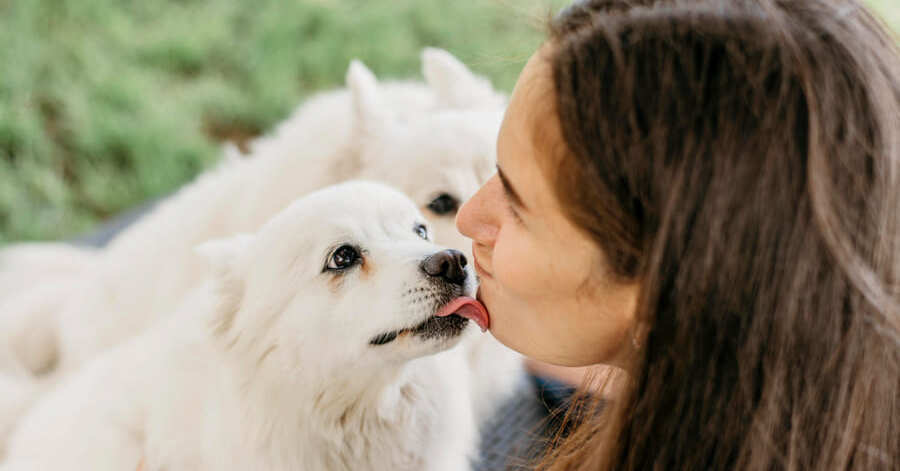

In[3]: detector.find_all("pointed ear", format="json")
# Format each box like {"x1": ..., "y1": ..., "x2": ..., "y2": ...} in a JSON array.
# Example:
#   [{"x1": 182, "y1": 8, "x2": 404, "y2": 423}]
[
  {"x1": 196, "y1": 234, "x2": 253, "y2": 336},
  {"x1": 347, "y1": 60, "x2": 390, "y2": 136},
  {"x1": 422, "y1": 48, "x2": 504, "y2": 109},
  {"x1": 195, "y1": 233, "x2": 254, "y2": 278}
]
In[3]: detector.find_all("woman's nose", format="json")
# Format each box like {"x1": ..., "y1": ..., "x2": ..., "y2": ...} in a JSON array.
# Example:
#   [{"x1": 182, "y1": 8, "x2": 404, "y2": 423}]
[{"x1": 456, "y1": 174, "x2": 501, "y2": 246}]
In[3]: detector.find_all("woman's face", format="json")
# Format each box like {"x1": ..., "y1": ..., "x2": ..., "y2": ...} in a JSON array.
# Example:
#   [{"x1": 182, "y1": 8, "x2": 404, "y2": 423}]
[{"x1": 456, "y1": 48, "x2": 639, "y2": 368}]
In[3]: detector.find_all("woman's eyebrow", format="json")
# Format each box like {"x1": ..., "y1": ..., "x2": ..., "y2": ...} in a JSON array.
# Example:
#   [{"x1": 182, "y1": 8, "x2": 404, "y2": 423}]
[{"x1": 497, "y1": 166, "x2": 527, "y2": 210}]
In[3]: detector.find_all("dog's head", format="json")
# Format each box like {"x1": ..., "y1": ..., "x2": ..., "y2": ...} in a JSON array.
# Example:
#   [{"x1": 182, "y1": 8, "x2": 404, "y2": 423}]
[
  {"x1": 347, "y1": 50, "x2": 505, "y2": 253},
  {"x1": 197, "y1": 181, "x2": 487, "y2": 373}
]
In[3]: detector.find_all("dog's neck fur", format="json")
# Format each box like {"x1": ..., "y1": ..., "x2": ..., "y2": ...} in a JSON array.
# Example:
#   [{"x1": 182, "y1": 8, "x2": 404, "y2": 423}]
[{"x1": 209, "y1": 321, "x2": 442, "y2": 470}]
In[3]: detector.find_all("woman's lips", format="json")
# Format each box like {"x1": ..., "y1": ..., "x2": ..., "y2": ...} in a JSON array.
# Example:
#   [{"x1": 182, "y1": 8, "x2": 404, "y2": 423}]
[{"x1": 472, "y1": 249, "x2": 493, "y2": 279}]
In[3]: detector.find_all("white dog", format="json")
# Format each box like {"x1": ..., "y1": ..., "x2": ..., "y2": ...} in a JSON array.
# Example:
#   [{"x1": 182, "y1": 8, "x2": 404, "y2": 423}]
[
  {"x1": 0, "y1": 49, "x2": 521, "y2": 457},
  {"x1": 2, "y1": 182, "x2": 489, "y2": 471},
  {"x1": 53, "y1": 49, "x2": 504, "y2": 371}
]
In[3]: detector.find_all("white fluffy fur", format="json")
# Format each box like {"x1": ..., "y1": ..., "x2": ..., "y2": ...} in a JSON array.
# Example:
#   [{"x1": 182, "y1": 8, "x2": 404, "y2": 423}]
[
  {"x1": 0, "y1": 49, "x2": 522, "y2": 458},
  {"x1": 53, "y1": 49, "x2": 504, "y2": 370},
  {"x1": 2, "y1": 182, "x2": 480, "y2": 471},
  {"x1": 0, "y1": 243, "x2": 95, "y2": 374},
  {"x1": 0, "y1": 245, "x2": 95, "y2": 455},
  {"x1": 0, "y1": 244, "x2": 95, "y2": 301},
  {"x1": 0, "y1": 346, "x2": 38, "y2": 460}
]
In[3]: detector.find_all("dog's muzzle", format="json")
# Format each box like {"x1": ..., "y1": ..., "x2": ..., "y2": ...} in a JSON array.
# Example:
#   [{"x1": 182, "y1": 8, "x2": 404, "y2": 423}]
[{"x1": 368, "y1": 250, "x2": 472, "y2": 347}]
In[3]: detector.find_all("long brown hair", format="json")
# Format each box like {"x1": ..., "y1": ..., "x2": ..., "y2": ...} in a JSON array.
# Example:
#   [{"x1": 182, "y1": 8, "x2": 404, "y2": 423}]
[{"x1": 537, "y1": 0, "x2": 900, "y2": 469}]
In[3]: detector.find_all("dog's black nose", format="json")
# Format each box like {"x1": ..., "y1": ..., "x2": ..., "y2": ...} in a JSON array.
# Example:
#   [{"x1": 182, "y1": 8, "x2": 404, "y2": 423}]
[{"x1": 420, "y1": 249, "x2": 468, "y2": 286}]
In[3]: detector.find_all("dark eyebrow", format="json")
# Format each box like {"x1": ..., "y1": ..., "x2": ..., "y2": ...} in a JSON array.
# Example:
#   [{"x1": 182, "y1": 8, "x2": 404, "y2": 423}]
[{"x1": 497, "y1": 166, "x2": 527, "y2": 211}]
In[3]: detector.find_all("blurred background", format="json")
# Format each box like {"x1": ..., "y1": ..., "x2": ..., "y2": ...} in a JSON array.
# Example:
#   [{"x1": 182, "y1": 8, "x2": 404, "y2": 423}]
[{"x1": 1, "y1": 0, "x2": 897, "y2": 244}]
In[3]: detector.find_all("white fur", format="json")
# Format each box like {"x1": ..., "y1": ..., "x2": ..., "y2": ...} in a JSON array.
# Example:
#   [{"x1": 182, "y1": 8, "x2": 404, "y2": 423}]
[
  {"x1": 53, "y1": 51, "x2": 504, "y2": 370},
  {"x1": 3, "y1": 182, "x2": 479, "y2": 471},
  {"x1": 0, "y1": 244, "x2": 95, "y2": 300},
  {"x1": 0, "y1": 245, "x2": 94, "y2": 457},
  {"x1": 0, "y1": 345, "x2": 39, "y2": 460},
  {"x1": 0, "y1": 243, "x2": 95, "y2": 374}
]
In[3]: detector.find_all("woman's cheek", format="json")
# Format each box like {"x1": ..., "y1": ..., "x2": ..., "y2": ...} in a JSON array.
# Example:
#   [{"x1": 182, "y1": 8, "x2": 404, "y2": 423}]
[{"x1": 491, "y1": 228, "x2": 544, "y2": 300}]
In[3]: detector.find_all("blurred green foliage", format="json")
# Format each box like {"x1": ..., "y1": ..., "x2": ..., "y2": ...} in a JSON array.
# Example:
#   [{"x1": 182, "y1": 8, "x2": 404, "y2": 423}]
[
  {"x1": 0, "y1": 0, "x2": 564, "y2": 243},
  {"x1": 0, "y1": 0, "x2": 897, "y2": 243},
  {"x1": 870, "y1": 0, "x2": 900, "y2": 28}
]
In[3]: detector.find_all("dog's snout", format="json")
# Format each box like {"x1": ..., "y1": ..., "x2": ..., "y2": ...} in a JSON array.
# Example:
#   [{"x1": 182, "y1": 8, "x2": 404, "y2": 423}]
[{"x1": 420, "y1": 249, "x2": 468, "y2": 286}]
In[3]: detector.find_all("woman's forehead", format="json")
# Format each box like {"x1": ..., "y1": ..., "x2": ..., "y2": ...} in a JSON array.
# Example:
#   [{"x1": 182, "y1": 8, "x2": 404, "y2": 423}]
[
  {"x1": 508, "y1": 47, "x2": 556, "y2": 125},
  {"x1": 498, "y1": 48, "x2": 565, "y2": 207}
]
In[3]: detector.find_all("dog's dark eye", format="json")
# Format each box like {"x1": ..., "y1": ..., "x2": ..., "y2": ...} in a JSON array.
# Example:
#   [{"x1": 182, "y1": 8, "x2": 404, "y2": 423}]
[
  {"x1": 427, "y1": 193, "x2": 459, "y2": 215},
  {"x1": 414, "y1": 223, "x2": 429, "y2": 240},
  {"x1": 326, "y1": 245, "x2": 361, "y2": 271}
]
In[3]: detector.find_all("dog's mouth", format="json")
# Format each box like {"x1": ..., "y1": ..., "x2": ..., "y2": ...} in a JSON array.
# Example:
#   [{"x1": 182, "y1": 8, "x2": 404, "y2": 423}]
[{"x1": 369, "y1": 297, "x2": 489, "y2": 346}]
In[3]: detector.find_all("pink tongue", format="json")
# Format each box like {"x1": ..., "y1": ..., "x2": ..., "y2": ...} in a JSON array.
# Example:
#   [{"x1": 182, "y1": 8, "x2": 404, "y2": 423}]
[{"x1": 434, "y1": 297, "x2": 490, "y2": 332}]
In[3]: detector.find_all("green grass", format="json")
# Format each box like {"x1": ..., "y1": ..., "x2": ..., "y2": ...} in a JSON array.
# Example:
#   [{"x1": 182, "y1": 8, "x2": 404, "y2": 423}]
[
  {"x1": 0, "y1": 0, "x2": 565, "y2": 243},
  {"x1": 1, "y1": 0, "x2": 897, "y2": 243}
]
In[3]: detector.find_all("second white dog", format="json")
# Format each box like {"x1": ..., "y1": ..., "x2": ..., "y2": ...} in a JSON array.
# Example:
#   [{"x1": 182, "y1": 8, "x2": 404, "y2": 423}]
[{"x1": 2, "y1": 182, "x2": 486, "y2": 471}]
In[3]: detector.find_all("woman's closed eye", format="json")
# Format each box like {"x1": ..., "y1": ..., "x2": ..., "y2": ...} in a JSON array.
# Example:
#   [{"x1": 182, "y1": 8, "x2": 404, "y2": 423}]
[
  {"x1": 497, "y1": 168, "x2": 526, "y2": 224},
  {"x1": 504, "y1": 194, "x2": 525, "y2": 224}
]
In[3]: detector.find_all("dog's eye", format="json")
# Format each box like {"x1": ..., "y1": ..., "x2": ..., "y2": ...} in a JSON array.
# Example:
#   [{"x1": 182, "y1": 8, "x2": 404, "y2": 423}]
[
  {"x1": 326, "y1": 245, "x2": 361, "y2": 271},
  {"x1": 414, "y1": 223, "x2": 429, "y2": 240},
  {"x1": 427, "y1": 193, "x2": 459, "y2": 215}
]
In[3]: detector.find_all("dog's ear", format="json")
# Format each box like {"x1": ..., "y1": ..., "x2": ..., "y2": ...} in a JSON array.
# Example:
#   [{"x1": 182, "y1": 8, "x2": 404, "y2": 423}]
[
  {"x1": 195, "y1": 234, "x2": 253, "y2": 336},
  {"x1": 422, "y1": 48, "x2": 504, "y2": 109},
  {"x1": 195, "y1": 234, "x2": 254, "y2": 279},
  {"x1": 347, "y1": 60, "x2": 391, "y2": 137}
]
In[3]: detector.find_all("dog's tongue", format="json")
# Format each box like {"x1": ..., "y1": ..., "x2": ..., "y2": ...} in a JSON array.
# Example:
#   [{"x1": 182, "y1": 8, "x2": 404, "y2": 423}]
[{"x1": 434, "y1": 297, "x2": 490, "y2": 332}]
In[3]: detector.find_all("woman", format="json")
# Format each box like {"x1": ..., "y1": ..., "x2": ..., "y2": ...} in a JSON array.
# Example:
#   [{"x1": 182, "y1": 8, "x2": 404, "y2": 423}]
[{"x1": 457, "y1": 0, "x2": 899, "y2": 469}]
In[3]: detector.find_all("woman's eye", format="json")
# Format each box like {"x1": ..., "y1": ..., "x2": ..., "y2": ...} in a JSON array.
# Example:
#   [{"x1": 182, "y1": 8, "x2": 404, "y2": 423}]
[
  {"x1": 506, "y1": 200, "x2": 524, "y2": 224},
  {"x1": 414, "y1": 223, "x2": 429, "y2": 240},
  {"x1": 326, "y1": 245, "x2": 361, "y2": 271},
  {"x1": 427, "y1": 193, "x2": 459, "y2": 215}
]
